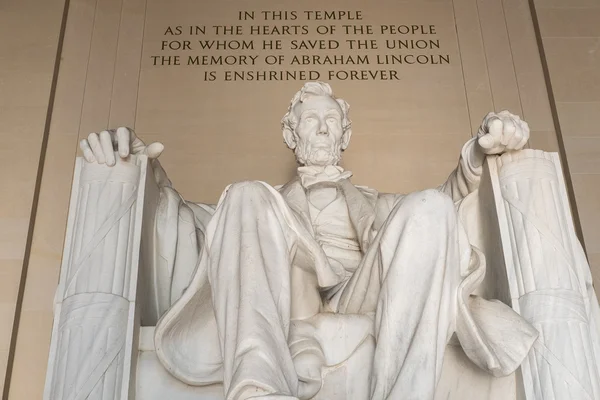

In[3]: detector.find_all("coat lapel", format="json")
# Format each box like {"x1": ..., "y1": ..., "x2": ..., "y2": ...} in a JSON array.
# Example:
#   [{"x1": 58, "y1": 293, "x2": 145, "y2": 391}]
[
  {"x1": 278, "y1": 177, "x2": 313, "y2": 234},
  {"x1": 279, "y1": 176, "x2": 379, "y2": 252},
  {"x1": 339, "y1": 179, "x2": 378, "y2": 252}
]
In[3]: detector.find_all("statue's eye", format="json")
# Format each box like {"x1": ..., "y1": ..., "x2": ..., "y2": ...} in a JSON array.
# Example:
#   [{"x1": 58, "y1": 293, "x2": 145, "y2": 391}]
[
  {"x1": 327, "y1": 118, "x2": 337, "y2": 124},
  {"x1": 305, "y1": 117, "x2": 314, "y2": 123}
]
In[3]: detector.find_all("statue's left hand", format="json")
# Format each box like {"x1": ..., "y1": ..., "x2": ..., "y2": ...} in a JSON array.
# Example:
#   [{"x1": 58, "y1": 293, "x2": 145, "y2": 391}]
[{"x1": 477, "y1": 111, "x2": 530, "y2": 155}]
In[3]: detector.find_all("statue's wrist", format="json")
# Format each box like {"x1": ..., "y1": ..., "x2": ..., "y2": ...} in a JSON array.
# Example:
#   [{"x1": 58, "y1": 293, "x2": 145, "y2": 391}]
[{"x1": 465, "y1": 136, "x2": 486, "y2": 170}]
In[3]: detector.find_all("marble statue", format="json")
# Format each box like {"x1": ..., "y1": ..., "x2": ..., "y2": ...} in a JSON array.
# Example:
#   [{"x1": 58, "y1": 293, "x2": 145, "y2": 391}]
[{"x1": 47, "y1": 82, "x2": 599, "y2": 400}]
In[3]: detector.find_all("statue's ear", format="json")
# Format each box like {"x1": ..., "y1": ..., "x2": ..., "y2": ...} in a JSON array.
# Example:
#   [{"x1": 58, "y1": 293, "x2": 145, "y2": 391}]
[
  {"x1": 341, "y1": 127, "x2": 352, "y2": 150},
  {"x1": 283, "y1": 127, "x2": 297, "y2": 149}
]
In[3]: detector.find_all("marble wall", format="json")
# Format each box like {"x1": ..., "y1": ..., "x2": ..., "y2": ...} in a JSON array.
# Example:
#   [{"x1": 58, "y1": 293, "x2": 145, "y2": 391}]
[
  {"x1": 0, "y1": 0, "x2": 66, "y2": 395},
  {"x1": 0, "y1": 0, "x2": 597, "y2": 398},
  {"x1": 534, "y1": 0, "x2": 600, "y2": 284}
]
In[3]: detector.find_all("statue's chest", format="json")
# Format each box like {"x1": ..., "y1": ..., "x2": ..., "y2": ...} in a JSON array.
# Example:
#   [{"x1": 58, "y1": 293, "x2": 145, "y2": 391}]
[
  {"x1": 308, "y1": 186, "x2": 361, "y2": 257},
  {"x1": 307, "y1": 186, "x2": 338, "y2": 210}
]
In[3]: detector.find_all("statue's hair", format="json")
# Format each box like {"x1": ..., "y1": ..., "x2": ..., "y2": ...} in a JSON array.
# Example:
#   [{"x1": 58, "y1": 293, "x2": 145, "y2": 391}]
[{"x1": 281, "y1": 82, "x2": 351, "y2": 135}]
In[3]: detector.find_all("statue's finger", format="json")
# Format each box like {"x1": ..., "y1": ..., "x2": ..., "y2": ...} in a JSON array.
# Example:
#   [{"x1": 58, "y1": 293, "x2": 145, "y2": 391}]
[
  {"x1": 521, "y1": 120, "x2": 531, "y2": 140},
  {"x1": 516, "y1": 133, "x2": 529, "y2": 150},
  {"x1": 106, "y1": 128, "x2": 118, "y2": 144},
  {"x1": 501, "y1": 119, "x2": 516, "y2": 146},
  {"x1": 116, "y1": 127, "x2": 130, "y2": 158},
  {"x1": 488, "y1": 145, "x2": 507, "y2": 155},
  {"x1": 127, "y1": 127, "x2": 138, "y2": 141},
  {"x1": 488, "y1": 118, "x2": 504, "y2": 139},
  {"x1": 482, "y1": 112, "x2": 497, "y2": 128},
  {"x1": 478, "y1": 134, "x2": 496, "y2": 150},
  {"x1": 129, "y1": 128, "x2": 147, "y2": 154},
  {"x1": 507, "y1": 129, "x2": 523, "y2": 149},
  {"x1": 87, "y1": 133, "x2": 105, "y2": 164},
  {"x1": 144, "y1": 142, "x2": 164, "y2": 159},
  {"x1": 100, "y1": 130, "x2": 116, "y2": 166},
  {"x1": 80, "y1": 139, "x2": 96, "y2": 163},
  {"x1": 498, "y1": 110, "x2": 515, "y2": 118}
]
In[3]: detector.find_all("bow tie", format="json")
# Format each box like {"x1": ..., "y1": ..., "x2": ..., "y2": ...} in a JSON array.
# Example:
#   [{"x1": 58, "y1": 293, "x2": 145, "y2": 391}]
[{"x1": 297, "y1": 165, "x2": 353, "y2": 188}]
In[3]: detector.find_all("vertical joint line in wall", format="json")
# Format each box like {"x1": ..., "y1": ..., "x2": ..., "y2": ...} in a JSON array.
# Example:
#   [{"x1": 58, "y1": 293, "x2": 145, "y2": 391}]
[
  {"x1": 500, "y1": 0, "x2": 525, "y2": 118},
  {"x1": 107, "y1": 0, "x2": 126, "y2": 126},
  {"x1": 1, "y1": 0, "x2": 72, "y2": 399},
  {"x1": 133, "y1": 0, "x2": 149, "y2": 131},
  {"x1": 527, "y1": 0, "x2": 587, "y2": 253},
  {"x1": 76, "y1": 0, "x2": 101, "y2": 139},
  {"x1": 452, "y1": 0, "x2": 474, "y2": 137},
  {"x1": 475, "y1": 0, "x2": 496, "y2": 111}
]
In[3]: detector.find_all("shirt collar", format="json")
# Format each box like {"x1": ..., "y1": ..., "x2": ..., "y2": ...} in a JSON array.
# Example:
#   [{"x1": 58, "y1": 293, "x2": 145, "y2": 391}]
[{"x1": 297, "y1": 165, "x2": 353, "y2": 188}]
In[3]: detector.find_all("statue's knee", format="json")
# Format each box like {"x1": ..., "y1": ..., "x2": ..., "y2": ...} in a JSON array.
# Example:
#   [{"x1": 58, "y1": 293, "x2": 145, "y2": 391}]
[
  {"x1": 403, "y1": 189, "x2": 454, "y2": 218},
  {"x1": 228, "y1": 180, "x2": 264, "y2": 191},
  {"x1": 225, "y1": 181, "x2": 270, "y2": 199}
]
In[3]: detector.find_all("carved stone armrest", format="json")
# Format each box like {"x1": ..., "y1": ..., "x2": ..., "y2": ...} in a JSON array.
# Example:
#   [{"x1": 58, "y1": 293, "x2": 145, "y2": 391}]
[
  {"x1": 44, "y1": 155, "x2": 159, "y2": 400},
  {"x1": 483, "y1": 150, "x2": 600, "y2": 399}
]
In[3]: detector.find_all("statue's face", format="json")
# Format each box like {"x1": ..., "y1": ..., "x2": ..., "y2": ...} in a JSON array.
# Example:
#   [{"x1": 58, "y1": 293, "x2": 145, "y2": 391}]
[{"x1": 292, "y1": 95, "x2": 345, "y2": 166}]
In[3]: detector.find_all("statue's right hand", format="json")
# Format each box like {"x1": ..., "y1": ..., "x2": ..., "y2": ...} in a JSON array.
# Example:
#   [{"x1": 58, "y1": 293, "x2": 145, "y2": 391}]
[{"x1": 79, "y1": 127, "x2": 164, "y2": 166}]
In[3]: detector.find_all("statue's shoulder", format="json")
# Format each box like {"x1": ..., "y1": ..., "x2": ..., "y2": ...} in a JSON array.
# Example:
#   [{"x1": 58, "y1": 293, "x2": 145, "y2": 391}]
[
  {"x1": 354, "y1": 184, "x2": 378, "y2": 198},
  {"x1": 274, "y1": 177, "x2": 300, "y2": 193}
]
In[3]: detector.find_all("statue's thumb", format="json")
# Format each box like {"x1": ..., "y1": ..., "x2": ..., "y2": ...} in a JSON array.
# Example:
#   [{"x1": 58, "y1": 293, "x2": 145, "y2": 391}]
[
  {"x1": 143, "y1": 142, "x2": 164, "y2": 159},
  {"x1": 478, "y1": 134, "x2": 495, "y2": 150}
]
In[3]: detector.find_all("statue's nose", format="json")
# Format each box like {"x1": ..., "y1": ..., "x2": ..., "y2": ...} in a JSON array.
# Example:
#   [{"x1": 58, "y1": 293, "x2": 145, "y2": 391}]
[{"x1": 317, "y1": 121, "x2": 328, "y2": 135}]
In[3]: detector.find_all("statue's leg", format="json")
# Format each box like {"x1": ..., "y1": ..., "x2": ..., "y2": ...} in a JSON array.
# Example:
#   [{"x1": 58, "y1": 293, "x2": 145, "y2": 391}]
[
  {"x1": 338, "y1": 189, "x2": 468, "y2": 400},
  {"x1": 206, "y1": 181, "x2": 306, "y2": 400}
]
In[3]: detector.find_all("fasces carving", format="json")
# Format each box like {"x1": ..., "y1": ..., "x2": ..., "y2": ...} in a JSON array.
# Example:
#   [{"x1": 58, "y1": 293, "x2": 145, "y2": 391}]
[
  {"x1": 490, "y1": 151, "x2": 600, "y2": 400},
  {"x1": 44, "y1": 156, "x2": 152, "y2": 400}
]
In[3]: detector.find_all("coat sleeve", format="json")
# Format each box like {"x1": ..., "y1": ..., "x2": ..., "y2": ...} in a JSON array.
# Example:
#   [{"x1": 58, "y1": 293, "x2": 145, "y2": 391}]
[
  {"x1": 144, "y1": 159, "x2": 215, "y2": 325},
  {"x1": 437, "y1": 137, "x2": 483, "y2": 202}
]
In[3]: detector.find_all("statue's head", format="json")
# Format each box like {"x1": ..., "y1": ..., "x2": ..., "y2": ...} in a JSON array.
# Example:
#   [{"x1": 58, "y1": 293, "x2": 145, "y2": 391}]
[{"x1": 281, "y1": 82, "x2": 352, "y2": 166}]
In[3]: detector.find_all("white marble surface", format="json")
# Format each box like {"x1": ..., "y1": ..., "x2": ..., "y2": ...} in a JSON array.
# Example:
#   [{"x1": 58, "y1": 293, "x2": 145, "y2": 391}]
[
  {"x1": 63, "y1": 82, "x2": 600, "y2": 400},
  {"x1": 490, "y1": 150, "x2": 600, "y2": 399},
  {"x1": 137, "y1": 327, "x2": 519, "y2": 400},
  {"x1": 44, "y1": 155, "x2": 152, "y2": 400}
]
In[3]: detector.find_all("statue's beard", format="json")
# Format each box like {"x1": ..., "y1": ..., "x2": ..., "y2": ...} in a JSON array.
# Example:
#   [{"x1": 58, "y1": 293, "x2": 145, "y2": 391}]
[{"x1": 294, "y1": 140, "x2": 342, "y2": 166}]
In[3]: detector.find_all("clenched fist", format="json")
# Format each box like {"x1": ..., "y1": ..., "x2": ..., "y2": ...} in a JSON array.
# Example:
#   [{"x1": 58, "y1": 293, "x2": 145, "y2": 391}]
[
  {"x1": 79, "y1": 127, "x2": 164, "y2": 166},
  {"x1": 477, "y1": 111, "x2": 530, "y2": 155}
]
